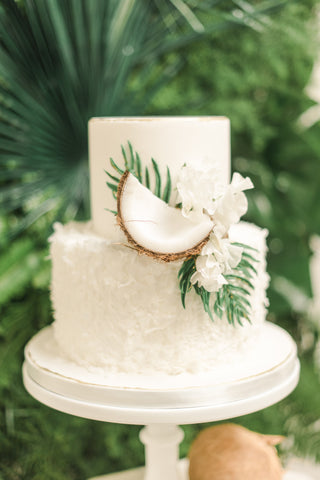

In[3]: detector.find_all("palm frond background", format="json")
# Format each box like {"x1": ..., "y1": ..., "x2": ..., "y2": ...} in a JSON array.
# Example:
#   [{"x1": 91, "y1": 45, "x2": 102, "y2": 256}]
[
  {"x1": 1, "y1": 0, "x2": 320, "y2": 478},
  {"x1": 0, "y1": 0, "x2": 293, "y2": 235}
]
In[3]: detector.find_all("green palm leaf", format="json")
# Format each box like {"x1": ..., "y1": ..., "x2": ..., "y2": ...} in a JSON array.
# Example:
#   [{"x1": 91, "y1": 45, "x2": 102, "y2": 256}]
[
  {"x1": 0, "y1": 0, "x2": 289, "y2": 238},
  {"x1": 178, "y1": 242, "x2": 258, "y2": 325},
  {"x1": 106, "y1": 142, "x2": 173, "y2": 208}
]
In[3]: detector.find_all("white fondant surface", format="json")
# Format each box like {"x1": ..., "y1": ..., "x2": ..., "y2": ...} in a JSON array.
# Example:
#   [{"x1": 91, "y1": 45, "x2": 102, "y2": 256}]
[
  {"x1": 50, "y1": 221, "x2": 269, "y2": 375},
  {"x1": 89, "y1": 117, "x2": 230, "y2": 238}
]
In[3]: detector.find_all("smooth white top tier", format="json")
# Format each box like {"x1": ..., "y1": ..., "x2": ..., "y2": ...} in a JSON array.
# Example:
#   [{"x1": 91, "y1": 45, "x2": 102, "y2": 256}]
[{"x1": 89, "y1": 116, "x2": 230, "y2": 238}]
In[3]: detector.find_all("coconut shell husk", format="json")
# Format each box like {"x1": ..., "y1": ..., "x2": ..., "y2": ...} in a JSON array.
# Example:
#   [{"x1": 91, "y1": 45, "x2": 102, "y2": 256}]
[{"x1": 116, "y1": 170, "x2": 210, "y2": 263}]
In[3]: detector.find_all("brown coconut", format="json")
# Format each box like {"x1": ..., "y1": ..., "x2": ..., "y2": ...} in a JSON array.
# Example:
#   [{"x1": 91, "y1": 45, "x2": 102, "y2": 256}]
[{"x1": 189, "y1": 423, "x2": 285, "y2": 480}]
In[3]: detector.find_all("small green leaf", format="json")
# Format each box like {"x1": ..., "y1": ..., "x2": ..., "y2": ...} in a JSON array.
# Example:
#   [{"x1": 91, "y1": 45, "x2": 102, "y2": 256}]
[
  {"x1": 105, "y1": 170, "x2": 120, "y2": 183},
  {"x1": 121, "y1": 145, "x2": 129, "y2": 169},
  {"x1": 224, "y1": 274, "x2": 254, "y2": 289},
  {"x1": 238, "y1": 258, "x2": 257, "y2": 275},
  {"x1": 110, "y1": 157, "x2": 124, "y2": 175},
  {"x1": 232, "y1": 242, "x2": 258, "y2": 253},
  {"x1": 179, "y1": 258, "x2": 197, "y2": 309},
  {"x1": 128, "y1": 141, "x2": 135, "y2": 170},
  {"x1": 106, "y1": 182, "x2": 118, "y2": 192},
  {"x1": 181, "y1": 290, "x2": 187, "y2": 309},
  {"x1": 214, "y1": 297, "x2": 224, "y2": 318},
  {"x1": 241, "y1": 251, "x2": 259, "y2": 263},
  {"x1": 145, "y1": 167, "x2": 150, "y2": 189},
  {"x1": 234, "y1": 264, "x2": 254, "y2": 279},
  {"x1": 135, "y1": 152, "x2": 142, "y2": 182},
  {"x1": 227, "y1": 284, "x2": 250, "y2": 296},
  {"x1": 162, "y1": 166, "x2": 172, "y2": 203},
  {"x1": 152, "y1": 158, "x2": 161, "y2": 198},
  {"x1": 104, "y1": 208, "x2": 117, "y2": 215}
]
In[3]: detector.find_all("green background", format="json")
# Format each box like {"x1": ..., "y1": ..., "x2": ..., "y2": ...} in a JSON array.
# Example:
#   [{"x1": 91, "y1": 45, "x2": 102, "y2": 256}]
[{"x1": 1, "y1": 1, "x2": 320, "y2": 478}]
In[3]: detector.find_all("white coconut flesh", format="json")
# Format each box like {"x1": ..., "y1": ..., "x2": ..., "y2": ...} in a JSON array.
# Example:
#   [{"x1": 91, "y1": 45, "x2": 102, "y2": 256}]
[{"x1": 118, "y1": 172, "x2": 213, "y2": 255}]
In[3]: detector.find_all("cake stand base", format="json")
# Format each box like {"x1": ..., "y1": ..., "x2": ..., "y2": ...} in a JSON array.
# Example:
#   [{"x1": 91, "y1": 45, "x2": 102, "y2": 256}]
[
  {"x1": 22, "y1": 322, "x2": 302, "y2": 480},
  {"x1": 23, "y1": 322, "x2": 300, "y2": 423}
]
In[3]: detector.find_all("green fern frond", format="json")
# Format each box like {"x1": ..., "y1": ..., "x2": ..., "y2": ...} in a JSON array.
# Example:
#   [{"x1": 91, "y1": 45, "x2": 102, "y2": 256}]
[
  {"x1": 194, "y1": 284, "x2": 214, "y2": 321},
  {"x1": 145, "y1": 167, "x2": 150, "y2": 189},
  {"x1": 105, "y1": 142, "x2": 173, "y2": 211},
  {"x1": 135, "y1": 152, "x2": 142, "y2": 182},
  {"x1": 106, "y1": 182, "x2": 118, "y2": 192},
  {"x1": 105, "y1": 208, "x2": 117, "y2": 216},
  {"x1": 178, "y1": 242, "x2": 258, "y2": 326},
  {"x1": 121, "y1": 145, "x2": 129, "y2": 169},
  {"x1": 0, "y1": 0, "x2": 285, "y2": 237},
  {"x1": 105, "y1": 171, "x2": 120, "y2": 184},
  {"x1": 238, "y1": 262, "x2": 257, "y2": 278},
  {"x1": 232, "y1": 242, "x2": 258, "y2": 252},
  {"x1": 224, "y1": 274, "x2": 254, "y2": 290},
  {"x1": 128, "y1": 142, "x2": 135, "y2": 170},
  {"x1": 162, "y1": 166, "x2": 172, "y2": 203},
  {"x1": 215, "y1": 283, "x2": 251, "y2": 326},
  {"x1": 109, "y1": 158, "x2": 124, "y2": 175},
  {"x1": 1, "y1": 0, "x2": 190, "y2": 235},
  {"x1": 178, "y1": 257, "x2": 196, "y2": 308},
  {"x1": 151, "y1": 158, "x2": 161, "y2": 198}
]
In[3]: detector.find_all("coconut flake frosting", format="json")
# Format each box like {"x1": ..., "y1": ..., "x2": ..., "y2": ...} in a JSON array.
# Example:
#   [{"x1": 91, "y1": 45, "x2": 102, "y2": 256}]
[{"x1": 50, "y1": 221, "x2": 269, "y2": 375}]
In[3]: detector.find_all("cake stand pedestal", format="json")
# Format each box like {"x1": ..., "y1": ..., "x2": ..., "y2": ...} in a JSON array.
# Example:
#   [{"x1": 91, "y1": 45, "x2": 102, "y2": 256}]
[{"x1": 23, "y1": 322, "x2": 305, "y2": 479}]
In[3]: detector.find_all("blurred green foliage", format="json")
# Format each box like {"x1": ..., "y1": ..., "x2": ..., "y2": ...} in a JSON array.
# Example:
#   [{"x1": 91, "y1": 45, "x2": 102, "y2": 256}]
[
  {"x1": 148, "y1": 1, "x2": 319, "y2": 315},
  {"x1": 1, "y1": 0, "x2": 320, "y2": 478}
]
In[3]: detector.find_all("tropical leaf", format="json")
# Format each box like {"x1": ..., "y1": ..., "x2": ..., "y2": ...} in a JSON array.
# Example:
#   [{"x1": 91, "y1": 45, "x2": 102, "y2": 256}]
[
  {"x1": 178, "y1": 257, "x2": 196, "y2": 308},
  {"x1": 145, "y1": 166, "x2": 150, "y2": 189},
  {"x1": 0, "y1": 0, "x2": 199, "y2": 235},
  {"x1": 105, "y1": 142, "x2": 173, "y2": 208},
  {"x1": 151, "y1": 158, "x2": 162, "y2": 198},
  {"x1": 162, "y1": 166, "x2": 172, "y2": 203},
  {"x1": 0, "y1": 0, "x2": 291, "y2": 237},
  {"x1": 178, "y1": 242, "x2": 258, "y2": 325}
]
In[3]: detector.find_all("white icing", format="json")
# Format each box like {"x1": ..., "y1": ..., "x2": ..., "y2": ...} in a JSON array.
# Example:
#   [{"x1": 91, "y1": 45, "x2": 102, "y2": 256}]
[{"x1": 50, "y1": 221, "x2": 269, "y2": 375}]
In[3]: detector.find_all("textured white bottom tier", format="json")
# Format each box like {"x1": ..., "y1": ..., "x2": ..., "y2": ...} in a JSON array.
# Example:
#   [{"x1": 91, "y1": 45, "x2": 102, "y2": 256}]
[{"x1": 50, "y1": 221, "x2": 269, "y2": 375}]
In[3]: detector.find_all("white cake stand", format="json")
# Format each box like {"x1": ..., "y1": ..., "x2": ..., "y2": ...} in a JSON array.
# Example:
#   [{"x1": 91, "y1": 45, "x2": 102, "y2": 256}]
[{"x1": 23, "y1": 322, "x2": 304, "y2": 480}]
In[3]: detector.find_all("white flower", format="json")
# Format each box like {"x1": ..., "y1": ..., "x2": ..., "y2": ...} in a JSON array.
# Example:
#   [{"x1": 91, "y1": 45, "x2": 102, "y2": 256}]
[
  {"x1": 177, "y1": 164, "x2": 252, "y2": 294},
  {"x1": 191, "y1": 255, "x2": 227, "y2": 292},
  {"x1": 177, "y1": 166, "x2": 253, "y2": 234},
  {"x1": 205, "y1": 234, "x2": 243, "y2": 273},
  {"x1": 177, "y1": 164, "x2": 224, "y2": 222},
  {"x1": 190, "y1": 234, "x2": 243, "y2": 293},
  {"x1": 212, "y1": 173, "x2": 253, "y2": 236}
]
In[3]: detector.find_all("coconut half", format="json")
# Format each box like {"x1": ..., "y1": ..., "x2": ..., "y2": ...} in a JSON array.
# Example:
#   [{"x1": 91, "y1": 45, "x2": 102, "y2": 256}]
[{"x1": 117, "y1": 171, "x2": 213, "y2": 262}]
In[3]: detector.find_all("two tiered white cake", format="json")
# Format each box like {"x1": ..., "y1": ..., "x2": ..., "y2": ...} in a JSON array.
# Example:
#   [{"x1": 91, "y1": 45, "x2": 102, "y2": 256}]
[{"x1": 50, "y1": 117, "x2": 269, "y2": 375}]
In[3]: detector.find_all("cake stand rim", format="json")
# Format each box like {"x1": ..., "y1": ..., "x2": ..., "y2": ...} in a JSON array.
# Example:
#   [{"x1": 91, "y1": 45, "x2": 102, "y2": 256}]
[
  {"x1": 24, "y1": 322, "x2": 297, "y2": 394},
  {"x1": 23, "y1": 322, "x2": 300, "y2": 423},
  {"x1": 22, "y1": 359, "x2": 300, "y2": 425}
]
